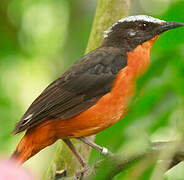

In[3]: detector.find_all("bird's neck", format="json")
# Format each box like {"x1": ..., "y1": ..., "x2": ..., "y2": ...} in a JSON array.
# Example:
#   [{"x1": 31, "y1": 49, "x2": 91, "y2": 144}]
[{"x1": 126, "y1": 36, "x2": 159, "y2": 78}]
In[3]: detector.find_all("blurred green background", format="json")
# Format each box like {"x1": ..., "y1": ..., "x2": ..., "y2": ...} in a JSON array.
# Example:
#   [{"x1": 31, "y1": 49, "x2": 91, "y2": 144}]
[{"x1": 1, "y1": 0, "x2": 184, "y2": 179}]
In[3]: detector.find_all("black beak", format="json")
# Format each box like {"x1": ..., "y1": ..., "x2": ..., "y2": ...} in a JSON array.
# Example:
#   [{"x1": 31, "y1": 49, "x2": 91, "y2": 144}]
[{"x1": 156, "y1": 21, "x2": 184, "y2": 34}]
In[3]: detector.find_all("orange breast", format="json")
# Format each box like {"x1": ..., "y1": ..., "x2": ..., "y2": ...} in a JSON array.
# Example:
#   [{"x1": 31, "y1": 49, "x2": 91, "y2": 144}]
[{"x1": 30, "y1": 38, "x2": 157, "y2": 139}]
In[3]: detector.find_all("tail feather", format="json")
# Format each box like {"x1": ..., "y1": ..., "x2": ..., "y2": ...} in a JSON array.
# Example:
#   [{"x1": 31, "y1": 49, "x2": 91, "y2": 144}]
[
  {"x1": 10, "y1": 135, "x2": 33, "y2": 164},
  {"x1": 10, "y1": 149, "x2": 20, "y2": 161},
  {"x1": 11, "y1": 126, "x2": 57, "y2": 164}
]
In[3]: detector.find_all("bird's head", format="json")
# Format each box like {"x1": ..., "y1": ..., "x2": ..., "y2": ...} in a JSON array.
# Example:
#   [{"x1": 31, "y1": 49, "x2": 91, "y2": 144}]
[{"x1": 102, "y1": 15, "x2": 184, "y2": 51}]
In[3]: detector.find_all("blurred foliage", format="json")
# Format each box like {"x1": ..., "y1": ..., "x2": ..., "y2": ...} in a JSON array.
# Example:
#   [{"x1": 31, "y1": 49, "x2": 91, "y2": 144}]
[{"x1": 1, "y1": 0, "x2": 184, "y2": 179}]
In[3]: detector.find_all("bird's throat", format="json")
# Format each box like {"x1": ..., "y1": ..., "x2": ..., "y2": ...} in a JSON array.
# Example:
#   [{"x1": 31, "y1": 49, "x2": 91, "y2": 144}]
[{"x1": 126, "y1": 36, "x2": 159, "y2": 78}]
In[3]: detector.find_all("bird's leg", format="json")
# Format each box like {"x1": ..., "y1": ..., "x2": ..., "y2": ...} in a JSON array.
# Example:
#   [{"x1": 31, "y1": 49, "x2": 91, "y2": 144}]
[
  {"x1": 63, "y1": 139, "x2": 92, "y2": 180},
  {"x1": 62, "y1": 139, "x2": 88, "y2": 168},
  {"x1": 77, "y1": 137, "x2": 113, "y2": 156}
]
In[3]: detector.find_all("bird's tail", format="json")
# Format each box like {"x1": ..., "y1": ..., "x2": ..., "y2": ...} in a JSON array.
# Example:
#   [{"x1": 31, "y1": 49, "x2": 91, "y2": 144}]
[
  {"x1": 10, "y1": 125, "x2": 57, "y2": 164},
  {"x1": 10, "y1": 134, "x2": 35, "y2": 164}
]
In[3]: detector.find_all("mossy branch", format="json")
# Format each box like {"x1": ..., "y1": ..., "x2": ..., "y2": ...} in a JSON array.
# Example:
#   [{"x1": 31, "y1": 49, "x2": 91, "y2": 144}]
[{"x1": 44, "y1": 0, "x2": 132, "y2": 179}]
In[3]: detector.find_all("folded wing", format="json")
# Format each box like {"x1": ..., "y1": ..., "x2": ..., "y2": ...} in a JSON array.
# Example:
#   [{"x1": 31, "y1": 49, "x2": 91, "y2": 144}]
[{"x1": 13, "y1": 47, "x2": 127, "y2": 134}]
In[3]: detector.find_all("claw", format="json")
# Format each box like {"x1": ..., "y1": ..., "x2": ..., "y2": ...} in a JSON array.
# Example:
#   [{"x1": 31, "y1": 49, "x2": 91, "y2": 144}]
[{"x1": 74, "y1": 165, "x2": 92, "y2": 180}]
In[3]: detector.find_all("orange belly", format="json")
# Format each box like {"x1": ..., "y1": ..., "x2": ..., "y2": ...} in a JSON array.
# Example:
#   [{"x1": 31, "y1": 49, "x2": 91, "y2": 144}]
[
  {"x1": 47, "y1": 66, "x2": 133, "y2": 138},
  {"x1": 27, "y1": 66, "x2": 133, "y2": 139}
]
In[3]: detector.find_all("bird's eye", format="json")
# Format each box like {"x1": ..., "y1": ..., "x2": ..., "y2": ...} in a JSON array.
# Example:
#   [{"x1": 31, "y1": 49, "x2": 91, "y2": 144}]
[{"x1": 139, "y1": 23, "x2": 148, "y2": 30}]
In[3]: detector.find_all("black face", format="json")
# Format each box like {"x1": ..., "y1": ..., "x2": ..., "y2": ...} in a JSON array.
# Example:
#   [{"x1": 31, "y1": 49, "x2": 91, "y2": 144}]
[{"x1": 102, "y1": 20, "x2": 184, "y2": 51}]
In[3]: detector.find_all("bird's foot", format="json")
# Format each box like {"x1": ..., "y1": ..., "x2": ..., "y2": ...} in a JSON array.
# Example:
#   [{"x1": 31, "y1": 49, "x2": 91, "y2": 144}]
[{"x1": 74, "y1": 165, "x2": 93, "y2": 180}]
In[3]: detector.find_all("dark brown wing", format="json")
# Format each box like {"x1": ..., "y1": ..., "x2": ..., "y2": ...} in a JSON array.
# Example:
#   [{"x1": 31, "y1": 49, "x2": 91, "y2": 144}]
[{"x1": 13, "y1": 47, "x2": 127, "y2": 134}]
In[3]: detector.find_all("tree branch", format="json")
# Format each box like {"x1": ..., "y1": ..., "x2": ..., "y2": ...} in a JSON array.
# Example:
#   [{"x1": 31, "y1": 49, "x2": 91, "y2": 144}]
[{"x1": 83, "y1": 141, "x2": 184, "y2": 180}]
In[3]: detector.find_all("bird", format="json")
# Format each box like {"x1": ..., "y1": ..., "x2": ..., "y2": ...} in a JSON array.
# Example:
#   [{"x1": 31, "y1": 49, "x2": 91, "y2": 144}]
[{"x1": 11, "y1": 15, "x2": 184, "y2": 167}]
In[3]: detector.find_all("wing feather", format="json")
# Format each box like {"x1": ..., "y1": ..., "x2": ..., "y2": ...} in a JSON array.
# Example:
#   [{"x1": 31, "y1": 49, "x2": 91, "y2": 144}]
[{"x1": 13, "y1": 47, "x2": 127, "y2": 134}]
